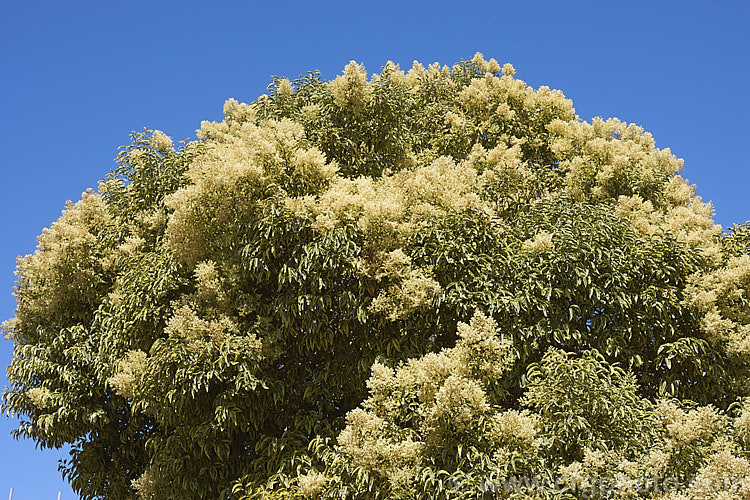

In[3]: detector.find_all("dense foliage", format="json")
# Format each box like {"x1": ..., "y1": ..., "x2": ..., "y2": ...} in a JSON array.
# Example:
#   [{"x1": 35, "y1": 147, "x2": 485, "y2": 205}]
[{"x1": 4, "y1": 54, "x2": 750, "y2": 499}]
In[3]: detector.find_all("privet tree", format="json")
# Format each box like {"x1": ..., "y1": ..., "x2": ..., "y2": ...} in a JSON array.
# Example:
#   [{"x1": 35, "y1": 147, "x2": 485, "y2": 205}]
[{"x1": 4, "y1": 54, "x2": 750, "y2": 499}]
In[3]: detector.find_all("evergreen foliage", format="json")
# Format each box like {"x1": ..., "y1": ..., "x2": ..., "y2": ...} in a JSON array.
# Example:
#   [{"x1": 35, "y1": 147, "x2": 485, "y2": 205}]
[{"x1": 4, "y1": 54, "x2": 750, "y2": 499}]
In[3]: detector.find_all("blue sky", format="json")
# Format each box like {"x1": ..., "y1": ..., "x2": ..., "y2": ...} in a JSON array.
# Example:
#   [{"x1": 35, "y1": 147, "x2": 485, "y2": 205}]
[{"x1": 1, "y1": 1, "x2": 748, "y2": 497}]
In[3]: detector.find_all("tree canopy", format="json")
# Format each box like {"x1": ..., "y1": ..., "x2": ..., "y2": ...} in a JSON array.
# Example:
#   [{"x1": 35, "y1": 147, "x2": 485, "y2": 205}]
[{"x1": 4, "y1": 54, "x2": 750, "y2": 499}]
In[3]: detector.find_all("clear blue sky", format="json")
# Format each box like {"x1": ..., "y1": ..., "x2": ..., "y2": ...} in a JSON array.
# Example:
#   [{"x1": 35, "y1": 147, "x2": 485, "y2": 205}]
[{"x1": 1, "y1": 1, "x2": 748, "y2": 497}]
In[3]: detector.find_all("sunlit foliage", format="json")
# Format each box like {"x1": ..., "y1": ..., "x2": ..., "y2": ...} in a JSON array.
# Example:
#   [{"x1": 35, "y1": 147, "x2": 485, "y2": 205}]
[{"x1": 4, "y1": 54, "x2": 749, "y2": 499}]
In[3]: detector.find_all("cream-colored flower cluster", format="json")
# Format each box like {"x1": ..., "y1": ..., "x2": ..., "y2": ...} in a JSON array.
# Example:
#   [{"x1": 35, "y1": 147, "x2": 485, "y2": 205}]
[
  {"x1": 337, "y1": 312, "x2": 525, "y2": 485},
  {"x1": 297, "y1": 470, "x2": 327, "y2": 498},
  {"x1": 328, "y1": 61, "x2": 370, "y2": 113},
  {"x1": 151, "y1": 130, "x2": 173, "y2": 151},
  {"x1": 522, "y1": 230, "x2": 554, "y2": 254},
  {"x1": 556, "y1": 400, "x2": 750, "y2": 499},
  {"x1": 369, "y1": 267, "x2": 441, "y2": 321},
  {"x1": 13, "y1": 190, "x2": 115, "y2": 326},
  {"x1": 26, "y1": 386, "x2": 53, "y2": 410},
  {"x1": 167, "y1": 115, "x2": 338, "y2": 266},
  {"x1": 107, "y1": 350, "x2": 147, "y2": 399},
  {"x1": 289, "y1": 155, "x2": 484, "y2": 237},
  {"x1": 337, "y1": 407, "x2": 423, "y2": 497},
  {"x1": 549, "y1": 116, "x2": 723, "y2": 263},
  {"x1": 684, "y1": 450, "x2": 750, "y2": 500},
  {"x1": 685, "y1": 255, "x2": 750, "y2": 358},
  {"x1": 164, "y1": 304, "x2": 255, "y2": 351}
]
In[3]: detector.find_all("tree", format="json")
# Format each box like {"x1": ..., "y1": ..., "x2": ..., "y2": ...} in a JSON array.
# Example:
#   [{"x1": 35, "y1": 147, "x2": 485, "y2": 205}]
[{"x1": 4, "y1": 54, "x2": 749, "y2": 499}]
